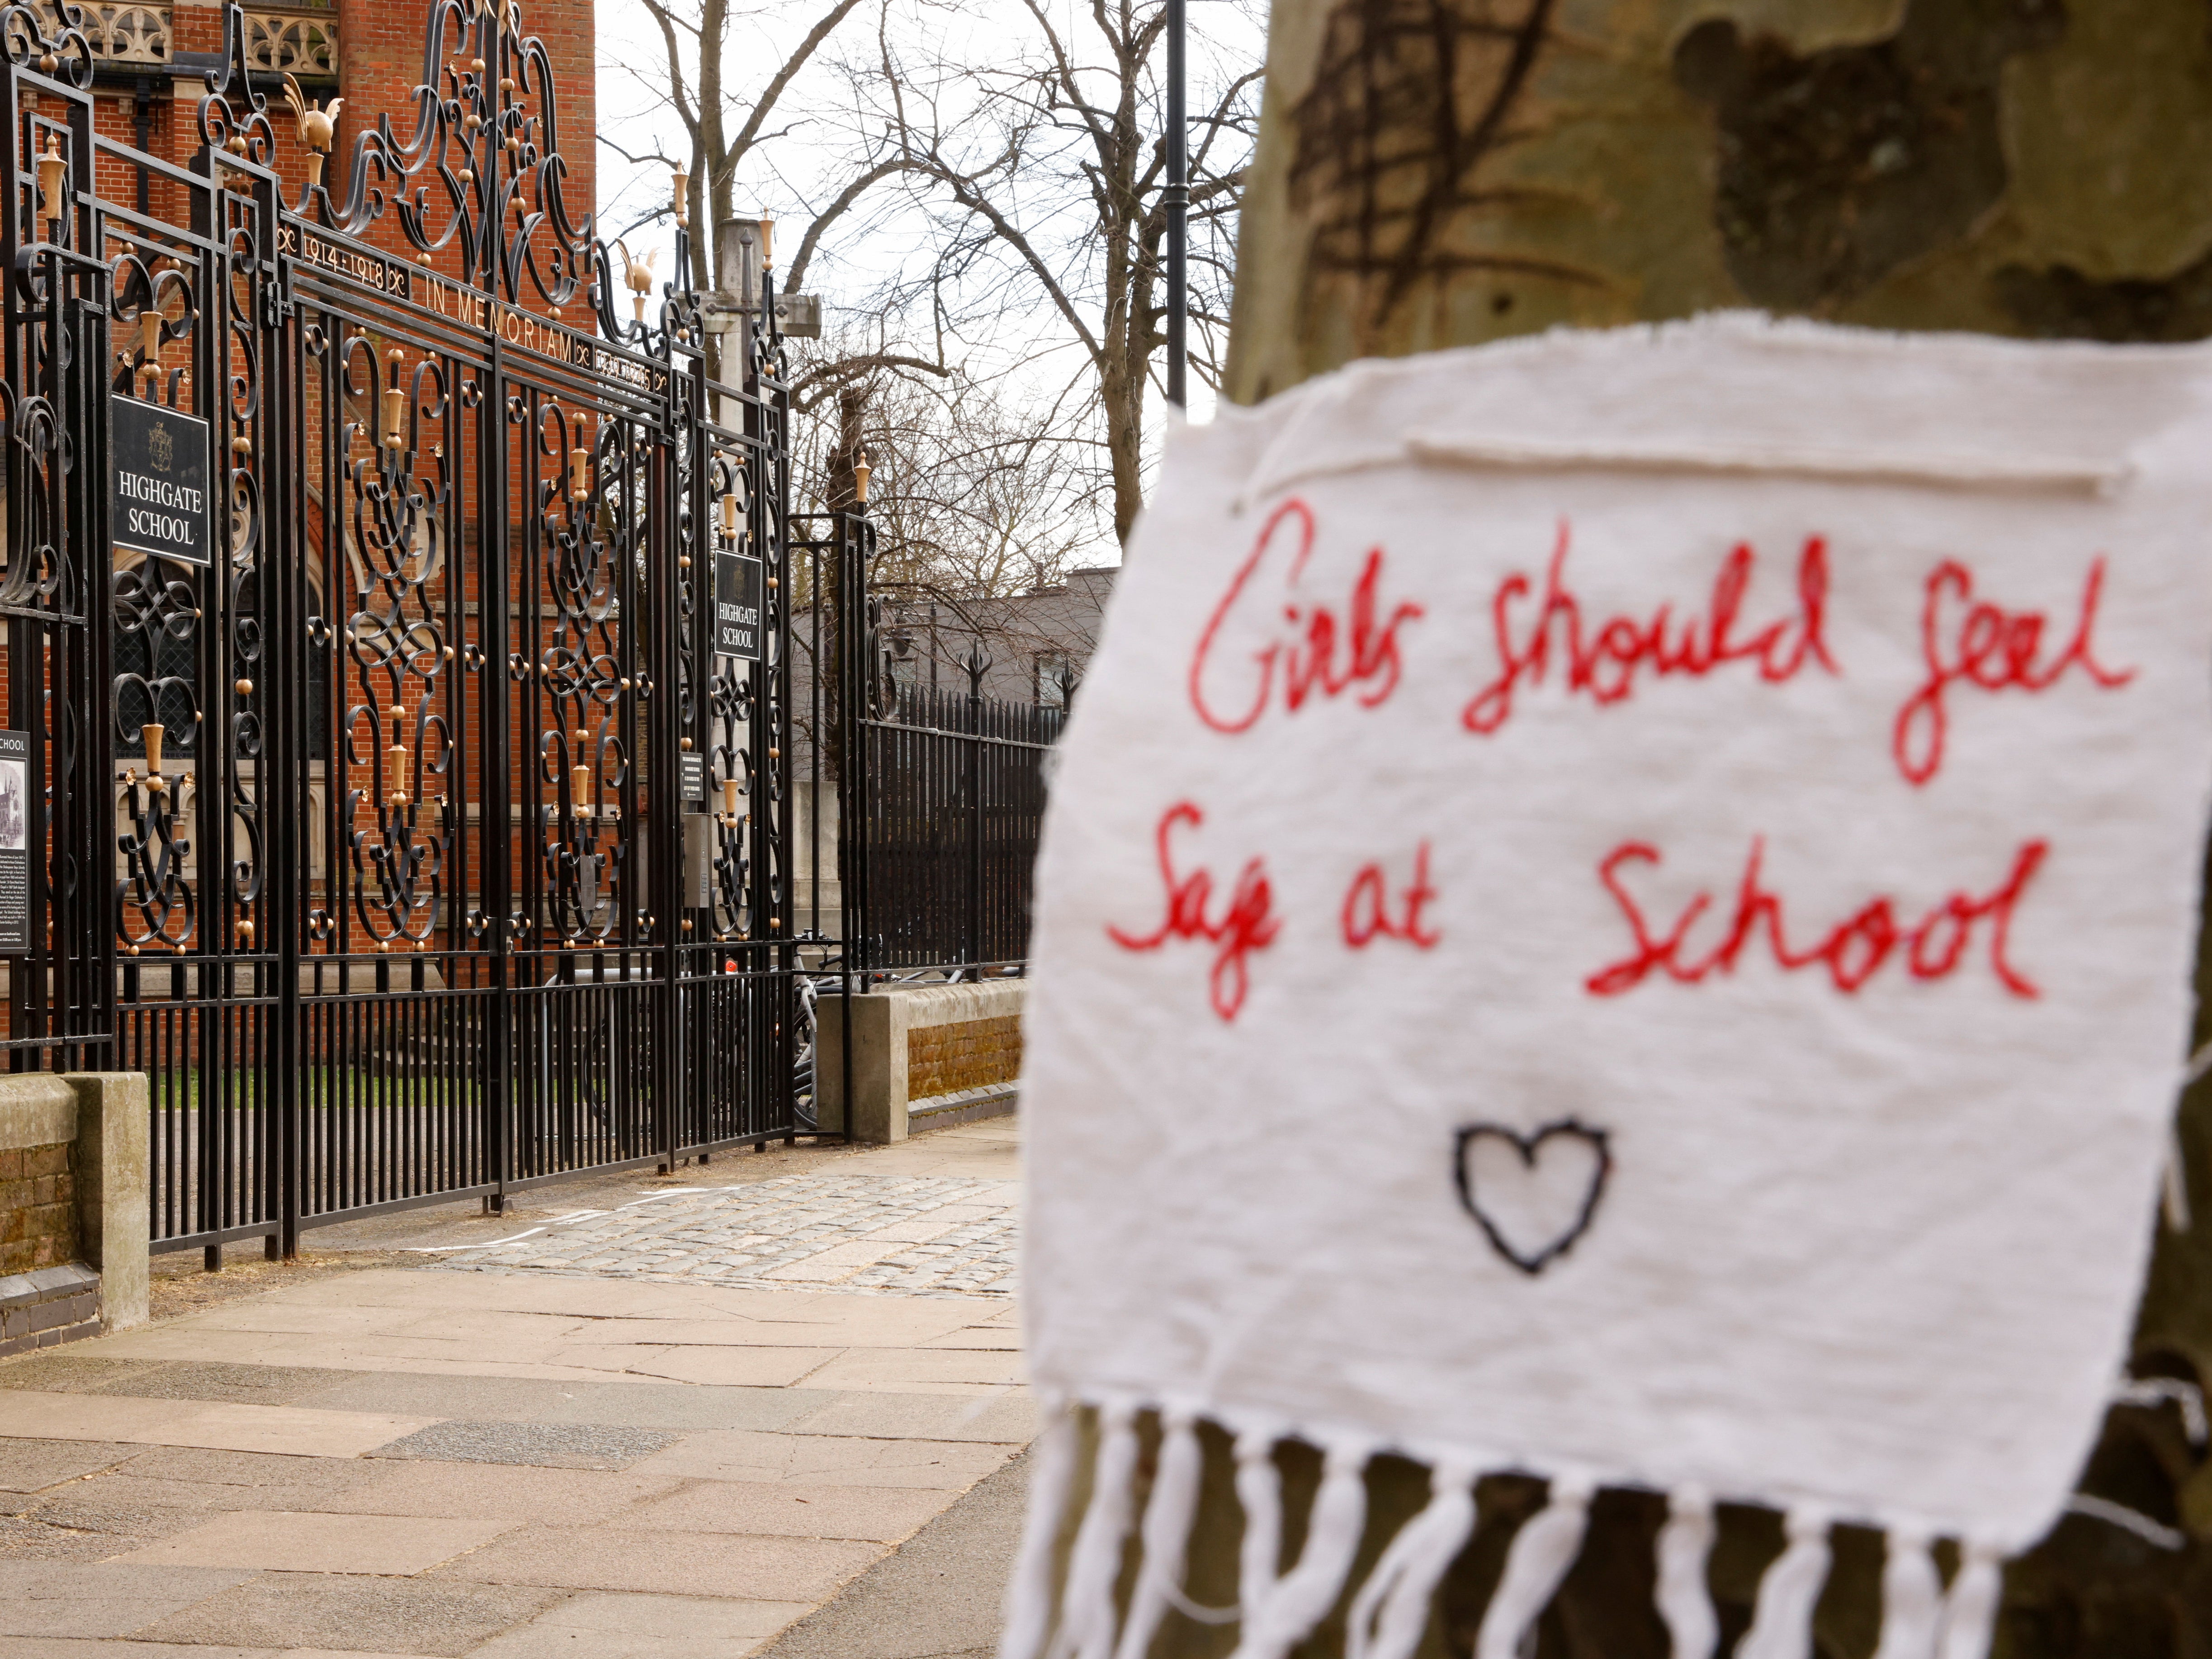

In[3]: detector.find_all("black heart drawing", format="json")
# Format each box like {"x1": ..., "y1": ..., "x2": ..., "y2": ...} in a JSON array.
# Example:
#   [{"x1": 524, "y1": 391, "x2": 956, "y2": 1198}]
[{"x1": 1453, "y1": 1119, "x2": 1613, "y2": 1276}]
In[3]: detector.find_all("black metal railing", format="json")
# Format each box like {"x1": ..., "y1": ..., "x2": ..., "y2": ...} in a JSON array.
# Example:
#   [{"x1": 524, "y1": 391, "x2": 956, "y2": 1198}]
[
  {"x1": 0, "y1": 0, "x2": 831, "y2": 1262},
  {"x1": 858, "y1": 681, "x2": 1060, "y2": 972}
]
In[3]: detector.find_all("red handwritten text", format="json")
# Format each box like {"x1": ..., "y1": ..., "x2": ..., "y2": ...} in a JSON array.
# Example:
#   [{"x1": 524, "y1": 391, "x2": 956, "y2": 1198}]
[
  {"x1": 1463, "y1": 524, "x2": 1837, "y2": 735},
  {"x1": 1892, "y1": 557, "x2": 2134, "y2": 786},
  {"x1": 1107, "y1": 802, "x2": 1281, "y2": 1021},
  {"x1": 1586, "y1": 835, "x2": 2048, "y2": 999},
  {"x1": 1342, "y1": 842, "x2": 1442, "y2": 949},
  {"x1": 1190, "y1": 498, "x2": 1425, "y2": 734}
]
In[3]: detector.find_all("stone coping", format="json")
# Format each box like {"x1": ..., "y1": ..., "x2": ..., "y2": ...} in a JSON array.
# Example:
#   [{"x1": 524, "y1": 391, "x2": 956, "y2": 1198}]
[
  {"x1": 0, "y1": 1073, "x2": 76, "y2": 1154},
  {"x1": 911, "y1": 1081, "x2": 1019, "y2": 1114},
  {"x1": 0, "y1": 1261, "x2": 98, "y2": 1309}
]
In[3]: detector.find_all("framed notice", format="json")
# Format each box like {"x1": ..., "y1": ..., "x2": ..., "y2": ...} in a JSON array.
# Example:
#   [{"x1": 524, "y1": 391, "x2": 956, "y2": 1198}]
[
  {"x1": 679, "y1": 751, "x2": 706, "y2": 810},
  {"x1": 714, "y1": 548, "x2": 764, "y2": 661},
  {"x1": 110, "y1": 398, "x2": 213, "y2": 569},
  {"x1": 0, "y1": 731, "x2": 29, "y2": 953}
]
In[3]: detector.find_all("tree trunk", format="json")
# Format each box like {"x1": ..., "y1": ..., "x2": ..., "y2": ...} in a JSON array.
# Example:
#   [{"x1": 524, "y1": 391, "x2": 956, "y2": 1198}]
[
  {"x1": 819, "y1": 387, "x2": 866, "y2": 788},
  {"x1": 1135, "y1": 2, "x2": 2212, "y2": 1653}
]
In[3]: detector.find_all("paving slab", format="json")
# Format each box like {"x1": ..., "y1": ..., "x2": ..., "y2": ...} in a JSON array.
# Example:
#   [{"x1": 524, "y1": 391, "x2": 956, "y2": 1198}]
[
  {"x1": 76, "y1": 1325, "x2": 701, "y2": 1384},
  {"x1": 22, "y1": 1488, "x2": 221, "y2": 1542},
  {"x1": 434, "y1": 1523, "x2": 883, "y2": 1601},
  {"x1": 545, "y1": 1344, "x2": 841, "y2": 1386},
  {"x1": 76, "y1": 1446, "x2": 394, "y2": 1508},
  {"x1": 292, "y1": 1371, "x2": 832, "y2": 1432},
  {"x1": 0, "y1": 1355, "x2": 151, "y2": 1393},
  {"x1": 312, "y1": 1460, "x2": 685, "y2": 1522},
  {"x1": 174, "y1": 1267, "x2": 1002, "y2": 1346},
  {"x1": 633, "y1": 1428, "x2": 1016, "y2": 1490},
  {"x1": 467, "y1": 1591, "x2": 811, "y2": 1659},
  {"x1": 128, "y1": 1574, "x2": 564, "y2": 1657},
  {"x1": 795, "y1": 1348, "x2": 1026, "y2": 1393},
  {"x1": 366, "y1": 1420, "x2": 681, "y2": 1470},
  {"x1": 0, "y1": 1391, "x2": 440, "y2": 1458},
  {"x1": 616, "y1": 1479, "x2": 952, "y2": 1542},
  {"x1": 91, "y1": 1364, "x2": 343, "y2": 1408},
  {"x1": 787, "y1": 1390, "x2": 1039, "y2": 1443},
  {"x1": 0, "y1": 1642, "x2": 279, "y2": 1658},
  {"x1": 752, "y1": 1450, "x2": 1030, "y2": 1659},
  {"x1": 0, "y1": 1560, "x2": 259, "y2": 1639},
  {"x1": 112, "y1": 1509, "x2": 515, "y2": 1574},
  {"x1": 918, "y1": 1325, "x2": 1022, "y2": 1351},
  {"x1": 0, "y1": 1508, "x2": 169, "y2": 1559},
  {"x1": 0, "y1": 1435, "x2": 140, "y2": 1491}
]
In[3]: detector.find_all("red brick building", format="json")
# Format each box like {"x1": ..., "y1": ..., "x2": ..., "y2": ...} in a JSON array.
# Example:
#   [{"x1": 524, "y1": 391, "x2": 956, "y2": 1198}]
[{"x1": 71, "y1": 0, "x2": 594, "y2": 263}]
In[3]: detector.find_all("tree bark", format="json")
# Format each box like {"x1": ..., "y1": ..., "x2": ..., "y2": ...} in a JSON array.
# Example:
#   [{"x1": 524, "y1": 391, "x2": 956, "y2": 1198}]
[{"x1": 1128, "y1": 2, "x2": 2212, "y2": 1653}]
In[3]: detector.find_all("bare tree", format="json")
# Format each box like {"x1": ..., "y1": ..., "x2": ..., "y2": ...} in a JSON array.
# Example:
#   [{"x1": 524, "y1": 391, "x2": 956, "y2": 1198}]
[
  {"x1": 782, "y1": 326, "x2": 1107, "y2": 763},
  {"x1": 600, "y1": 0, "x2": 867, "y2": 304},
  {"x1": 791, "y1": 0, "x2": 1263, "y2": 546},
  {"x1": 792, "y1": 363, "x2": 1095, "y2": 596}
]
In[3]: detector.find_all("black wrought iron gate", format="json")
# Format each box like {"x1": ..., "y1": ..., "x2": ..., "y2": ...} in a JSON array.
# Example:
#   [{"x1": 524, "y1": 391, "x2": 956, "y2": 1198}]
[{"x1": 0, "y1": 0, "x2": 811, "y2": 1259}]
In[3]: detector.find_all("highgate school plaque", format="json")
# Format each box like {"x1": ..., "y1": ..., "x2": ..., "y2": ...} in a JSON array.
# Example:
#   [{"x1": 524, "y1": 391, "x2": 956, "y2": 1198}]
[
  {"x1": 714, "y1": 548, "x2": 764, "y2": 661},
  {"x1": 110, "y1": 398, "x2": 212, "y2": 569}
]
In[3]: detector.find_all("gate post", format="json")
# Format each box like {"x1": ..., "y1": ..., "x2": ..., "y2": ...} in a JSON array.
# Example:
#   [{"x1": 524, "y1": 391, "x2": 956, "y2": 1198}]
[
  {"x1": 651, "y1": 388, "x2": 689, "y2": 1174},
  {"x1": 252, "y1": 163, "x2": 300, "y2": 1260},
  {"x1": 483, "y1": 319, "x2": 512, "y2": 1213},
  {"x1": 964, "y1": 645, "x2": 988, "y2": 973}
]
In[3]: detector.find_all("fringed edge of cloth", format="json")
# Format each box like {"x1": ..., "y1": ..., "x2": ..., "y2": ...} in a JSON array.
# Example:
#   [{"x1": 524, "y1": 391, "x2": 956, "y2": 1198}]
[{"x1": 997, "y1": 1397, "x2": 2016, "y2": 1659}]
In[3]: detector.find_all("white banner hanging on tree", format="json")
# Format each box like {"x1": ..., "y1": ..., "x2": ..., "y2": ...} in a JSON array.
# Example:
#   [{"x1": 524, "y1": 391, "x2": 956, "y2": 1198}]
[{"x1": 1007, "y1": 317, "x2": 2212, "y2": 1659}]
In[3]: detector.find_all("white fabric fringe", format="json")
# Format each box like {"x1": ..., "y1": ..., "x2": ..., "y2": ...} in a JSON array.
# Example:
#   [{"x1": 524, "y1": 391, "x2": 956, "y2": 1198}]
[
  {"x1": 1474, "y1": 1474, "x2": 1593, "y2": 1659},
  {"x1": 1233, "y1": 1428, "x2": 1285, "y2": 1615},
  {"x1": 1737, "y1": 1507, "x2": 1834, "y2": 1659},
  {"x1": 1007, "y1": 1399, "x2": 2016, "y2": 1659},
  {"x1": 1051, "y1": 1402, "x2": 1142, "y2": 1659},
  {"x1": 999, "y1": 1403, "x2": 1080, "y2": 1659},
  {"x1": 1871, "y1": 1528, "x2": 1943, "y2": 1659},
  {"x1": 1936, "y1": 1541, "x2": 2004, "y2": 1659},
  {"x1": 1345, "y1": 1459, "x2": 1479, "y2": 1659},
  {"x1": 1228, "y1": 1441, "x2": 1373, "y2": 1659},
  {"x1": 1655, "y1": 1485, "x2": 1718, "y2": 1659},
  {"x1": 1113, "y1": 1409, "x2": 1204, "y2": 1659}
]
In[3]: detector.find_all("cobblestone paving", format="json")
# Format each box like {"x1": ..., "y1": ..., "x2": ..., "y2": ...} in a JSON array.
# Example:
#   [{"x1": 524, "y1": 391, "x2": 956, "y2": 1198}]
[{"x1": 428, "y1": 1171, "x2": 1018, "y2": 1298}]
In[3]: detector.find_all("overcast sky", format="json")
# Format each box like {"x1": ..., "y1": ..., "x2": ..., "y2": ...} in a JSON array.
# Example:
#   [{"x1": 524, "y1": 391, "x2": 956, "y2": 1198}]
[{"x1": 589, "y1": 0, "x2": 1264, "y2": 554}]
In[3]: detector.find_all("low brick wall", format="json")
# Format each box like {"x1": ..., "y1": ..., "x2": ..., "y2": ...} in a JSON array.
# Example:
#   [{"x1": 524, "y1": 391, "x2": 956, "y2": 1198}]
[
  {"x1": 0, "y1": 1263, "x2": 101, "y2": 1357},
  {"x1": 906, "y1": 1014, "x2": 1024, "y2": 1101},
  {"x1": 817, "y1": 981, "x2": 1026, "y2": 1143},
  {"x1": 0, "y1": 1138, "x2": 76, "y2": 1275},
  {"x1": 0, "y1": 1073, "x2": 150, "y2": 1351}
]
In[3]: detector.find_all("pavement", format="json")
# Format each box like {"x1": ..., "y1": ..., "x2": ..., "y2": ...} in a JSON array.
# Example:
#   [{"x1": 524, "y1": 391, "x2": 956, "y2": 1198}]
[{"x1": 0, "y1": 1119, "x2": 1032, "y2": 1658}]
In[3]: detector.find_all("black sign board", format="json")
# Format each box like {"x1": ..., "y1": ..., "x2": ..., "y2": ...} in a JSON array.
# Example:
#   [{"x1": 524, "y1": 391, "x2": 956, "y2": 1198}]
[
  {"x1": 679, "y1": 751, "x2": 706, "y2": 810},
  {"x1": 111, "y1": 399, "x2": 213, "y2": 569},
  {"x1": 714, "y1": 549, "x2": 764, "y2": 661},
  {"x1": 0, "y1": 731, "x2": 28, "y2": 953}
]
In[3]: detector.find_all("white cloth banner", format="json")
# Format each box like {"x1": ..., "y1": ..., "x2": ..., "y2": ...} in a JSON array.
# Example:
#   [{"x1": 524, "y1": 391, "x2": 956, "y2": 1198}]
[{"x1": 1011, "y1": 317, "x2": 2212, "y2": 1659}]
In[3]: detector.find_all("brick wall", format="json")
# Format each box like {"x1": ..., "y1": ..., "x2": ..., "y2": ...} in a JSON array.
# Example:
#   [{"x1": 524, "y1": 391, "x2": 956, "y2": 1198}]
[
  {"x1": 0, "y1": 1142, "x2": 77, "y2": 1275},
  {"x1": 339, "y1": 0, "x2": 596, "y2": 285},
  {"x1": 906, "y1": 1015, "x2": 1023, "y2": 1102}
]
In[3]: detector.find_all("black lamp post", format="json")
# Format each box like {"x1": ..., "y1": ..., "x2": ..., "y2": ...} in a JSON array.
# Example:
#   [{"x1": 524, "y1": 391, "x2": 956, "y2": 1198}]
[{"x1": 1164, "y1": 0, "x2": 1187, "y2": 408}]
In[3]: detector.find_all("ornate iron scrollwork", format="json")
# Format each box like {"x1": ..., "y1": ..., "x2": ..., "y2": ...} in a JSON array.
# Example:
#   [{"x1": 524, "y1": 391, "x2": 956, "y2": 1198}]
[
  {"x1": 337, "y1": 338, "x2": 455, "y2": 951},
  {"x1": 115, "y1": 721, "x2": 193, "y2": 951},
  {"x1": 0, "y1": 0, "x2": 94, "y2": 86}
]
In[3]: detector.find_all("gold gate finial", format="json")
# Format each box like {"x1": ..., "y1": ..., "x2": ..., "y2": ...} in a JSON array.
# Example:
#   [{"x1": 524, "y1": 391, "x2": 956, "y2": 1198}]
[{"x1": 282, "y1": 75, "x2": 343, "y2": 191}]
